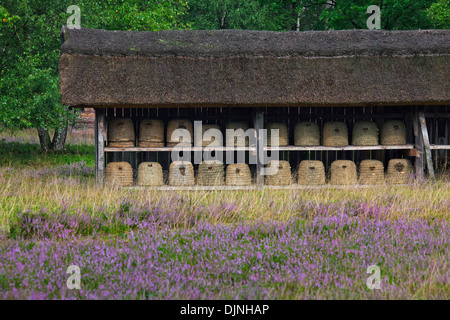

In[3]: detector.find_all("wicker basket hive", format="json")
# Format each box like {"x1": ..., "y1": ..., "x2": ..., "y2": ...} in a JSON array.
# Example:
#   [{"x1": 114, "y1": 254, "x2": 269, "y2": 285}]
[
  {"x1": 225, "y1": 122, "x2": 250, "y2": 147},
  {"x1": 294, "y1": 122, "x2": 320, "y2": 146},
  {"x1": 358, "y1": 160, "x2": 385, "y2": 185},
  {"x1": 386, "y1": 159, "x2": 414, "y2": 184},
  {"x1": 265, "y1": 160, "x2": 292, "y2": 186},
  {"x1": 108, "y1": 118, "x2": 135, "y2": 147},
  {"x1": 195, "y1": 124, "x2": 223, "y2": 147},
  {"x1": 168, "y1": 161, "x2": 195, "y2": 186},
  {"x1": 197, "y1": 161, "x2": 225, "y2": 186},
  {"x1": 138, "y1": 119, "x2": 164, "y2": 147},
  {"x1": 167, "y1": 119, "x2": 193, "y2": 147},
  {"x1": 105, "y1": 162, "x2": 134, "y2": 187},
  {"x1": 136, "y1": 162, "x2": 163, "y2": 186},
  {"x1": 381, "y1": 120, "x2": 407, "y2": 145},
  {"x1": 225, "y1": 164, "x2": 252, "y2": 186},
  {"x1": 329, "y1": 160, "x2": 357, "y2": 185},
  {"x1": 297, "y1": 160, "x2": 326, "y2": 185},
  {"x1": 323, "y1": 122, "x2": 349, "y2": 147},
  {"x1": 265, "y1": 123, "x2": 288, "y2": 146},
  {"x1": 352, "y1": 121, "x2": 379, "y2": 146}
]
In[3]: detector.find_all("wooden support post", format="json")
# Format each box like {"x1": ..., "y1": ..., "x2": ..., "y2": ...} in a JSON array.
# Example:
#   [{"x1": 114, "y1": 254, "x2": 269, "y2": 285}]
[
  {"x1": 413, "y1": 109, "x2": 424, "y2": 179},
  {"x1": 95, "y1": 108, "x2": 106, "y2": 186},
  {"x1": 418, "y1": 111, "x2": 435, "y2": 180},
  {"x1": 253, "y1": 109, "x2": 264, "y2": 187}
]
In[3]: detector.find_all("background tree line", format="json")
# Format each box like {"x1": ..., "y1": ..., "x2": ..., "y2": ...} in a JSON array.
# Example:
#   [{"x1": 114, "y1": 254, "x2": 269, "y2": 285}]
[{"x1": 0, "y1": 0, "x2": 448, "y2": 151}]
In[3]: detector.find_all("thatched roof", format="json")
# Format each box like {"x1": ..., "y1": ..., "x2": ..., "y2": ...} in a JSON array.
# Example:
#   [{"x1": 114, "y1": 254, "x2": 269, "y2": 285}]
[{"x1": 59, "y1": 27, "x2": 450, "y2": 108}]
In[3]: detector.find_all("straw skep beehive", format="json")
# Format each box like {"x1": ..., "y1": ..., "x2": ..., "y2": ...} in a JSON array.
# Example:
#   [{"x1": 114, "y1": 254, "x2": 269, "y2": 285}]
[
  {"x1": 226, "y1": 122, "x2": 250, "y2": 147},
  {"x1": 108, "y1": 118, "x2": 135, "y2": 147},
  {"x1": 138, "y1": 119, "x2": 164, "y2": 147},
  {"x1": 197, "y1": 161, "x2": 225, "y2": 186},
  {"x1": 265, "y1": 160, "x2": 292, "y2": 186},
  {"x1": 329, "y1": 160, "x2": 357, "y2": 185},
  {"x1": 136, "y1": 162, "x2": 163, "y2": 186},
  {"x1": 294, "y1": 122, "x2": 320, "y2": 146},
  {"x1": 323, "y1": 122, "x2": 349, "y2": 147},
  {"x1": 169, "y1": 161, "x2": 195, "y2": 186},
  {"x1": 386, "y1": 159, "x2": 414, "y2": 184},
  {"x1": 297, "y1": 160, "x2": 326, "y2": 185},
  {"x1": 105, "y1": 162, "x2": 134, "y2": 186},
  {"x1": 381, "y1": 121, "x2": 407, "y2": 145},
  {"x1": 226, "y1": 164, "x2": 252, "y2": 186},
  {"x1": 265, "y1": 123, "x2": 288, "y2": 146},
  {"x1": 195, "y1": 124, "x2": 223, "y2": 147},
  {"x1": 352, "y1": 121, "x2": 379, "y2": 146},
  {"x1": 167, "y1": 119, "x2": 193, "y2": 147},
  {"x1": 358, "y1": 160, "x2": 385, "y2": 185}
]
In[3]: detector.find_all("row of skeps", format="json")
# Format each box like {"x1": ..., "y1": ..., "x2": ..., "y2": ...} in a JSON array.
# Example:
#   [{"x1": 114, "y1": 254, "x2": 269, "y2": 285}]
[
  {"x1": 108, "y1": 118, "x2": 408, "y2": 147},
  {"x1": 105, "y1": 159, "x2": 414, "y2": 187}
]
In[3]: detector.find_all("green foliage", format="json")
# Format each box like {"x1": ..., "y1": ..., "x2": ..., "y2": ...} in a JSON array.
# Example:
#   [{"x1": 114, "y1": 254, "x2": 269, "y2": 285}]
[
  {"x1": 428, "y1": 0, "x2": 450, "y2": 28},
  {"x1": 185, "y1": 0, "x2": 295, "y2": 31},
  {"x1": 322, "y1": 0, "x2": 436, "y2": 30},
  {"x1": 0, "y1": 0, "x2": 189, "y2": 136},
  {"x1": 186, "y1": 0, "x2": 442, "y2": 31}
]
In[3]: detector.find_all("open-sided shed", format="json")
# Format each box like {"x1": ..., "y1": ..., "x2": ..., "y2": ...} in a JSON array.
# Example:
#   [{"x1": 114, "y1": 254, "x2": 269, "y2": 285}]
[{"x1": 59, "y1": 27, "x2": 450, "y2": 188}]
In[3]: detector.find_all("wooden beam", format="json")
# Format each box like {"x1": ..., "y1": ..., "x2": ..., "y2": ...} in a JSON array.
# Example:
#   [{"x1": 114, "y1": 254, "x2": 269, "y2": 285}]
[
  {"x1": 104, "y1": 147, "x2": 257, "y2": 152},
  {"x1": 95, "y1": 109, "x2": 106, "y2": 186},
  {"x1": 104, "y1": 145, "x2": 415, "y2": 152},
  {"x1": 253, "y1": 109, "x2": 264, "y2": 187},
  {"x1": 265, "y1": 145, "x2": 415, "y2": 151},
  {"x1": 413, "y1": 109, "x2": 424, "y2": 179},
  {"x1": 418, "y1": 111, "x2": 435, "y2": 179}
]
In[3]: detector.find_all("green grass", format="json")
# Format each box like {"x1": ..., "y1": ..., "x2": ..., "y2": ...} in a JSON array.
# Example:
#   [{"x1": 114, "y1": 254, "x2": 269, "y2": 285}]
[{"x1": 0, "y1": 141, "x2": 94, "y2": 167}]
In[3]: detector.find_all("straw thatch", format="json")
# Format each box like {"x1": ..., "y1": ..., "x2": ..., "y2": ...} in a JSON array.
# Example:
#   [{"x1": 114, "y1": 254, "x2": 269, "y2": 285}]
[
  {"x1": 169, "y1": 161, "x2": 195, "y2": 186},
  {"x1": 381, "y1": 121, "x2": 407, "y2": 145},
  {"x1": 329, "y1": 160, "x2": 357, "y2": 185},
  {"x1": 323, "y1": 122, "x2": 349, "y2": 147},
  {"x1": 226, "y1": 122, "x2": 250, "y2": 147},
  {"x1": 352, "y1": 121, "x2": 379, "y2": 146},
  {"x1": 105, "y1": 162, "x2": 134, "y2": 187},
  {"x1": 265, "y1": 160, "x2": 292, "y2": 186},
  {"x1": 265, "y1": 123, "x2": 288, "y2": 146},
  {"x1": 294, "y1": 122, "x2": 320, "y2": 146},
  {"x1": 197, "y1": 161, "x2": 225, "y2": 186},
  {"x1": 226, "y1": 164, "x2": 252, "y2": 186},
  {"x1": 358, "y1": 160, "x2": 385, "y2": 185},
  {"x1": 167, "y1": 119, "x2": 193, "y2": 147},
  {"x1": 60, "y1": 28, "x2": 450, "y2": 108},
  {"x1": 195, "y1": 124, "x2": 223, "y2": 147},
  {"x1": 297, "y1": 160, "x2": 326, "y2": 185},
  {"x1": 386, "y1": 159, "x2": 414, "y2": 184},
  {"x1": 136, "y1": 162, "x2": 163, "y2": 186},
  {"x1": 108, "y1": 118, "x2": 135, "y2": 147},
  {"x1": 138, "y1": 119, "x2": 164, "y2": 147}
]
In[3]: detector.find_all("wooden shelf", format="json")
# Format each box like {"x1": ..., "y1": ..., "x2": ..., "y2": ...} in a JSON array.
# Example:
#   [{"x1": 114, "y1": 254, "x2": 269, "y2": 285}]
[
  {"x1": 127, "y1": 184, "x2": 399, "y2": 191},
  {"x1": 104, "y1": 146, "x2": 257, "y2": 152},
  {"x1": 264, "y1": 145, "x2": 415, "y2": 151},
  {"x1": 430, "y1": 145, "x2": 450, "y2": 150}
]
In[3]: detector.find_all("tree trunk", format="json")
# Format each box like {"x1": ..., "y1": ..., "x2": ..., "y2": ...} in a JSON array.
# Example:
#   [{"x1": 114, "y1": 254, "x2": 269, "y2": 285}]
[
  {"x1": 37, "y1": 127, "x2": 51, "y2": 152},
  {"x1": 51, "y1": 126, "x2": 68, "y2": 151}
]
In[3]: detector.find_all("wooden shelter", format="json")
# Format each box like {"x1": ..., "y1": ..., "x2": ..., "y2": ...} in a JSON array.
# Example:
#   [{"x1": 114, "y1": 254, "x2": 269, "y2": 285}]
[{"x1": 59, "y1": 27, "x2": 450, "y2": 188}]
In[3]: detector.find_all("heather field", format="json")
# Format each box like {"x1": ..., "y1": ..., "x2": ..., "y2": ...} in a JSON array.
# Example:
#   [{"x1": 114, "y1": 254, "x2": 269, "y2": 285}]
[{"x1": 0, "y1": 133, "x2": 449, "y2": 300}]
